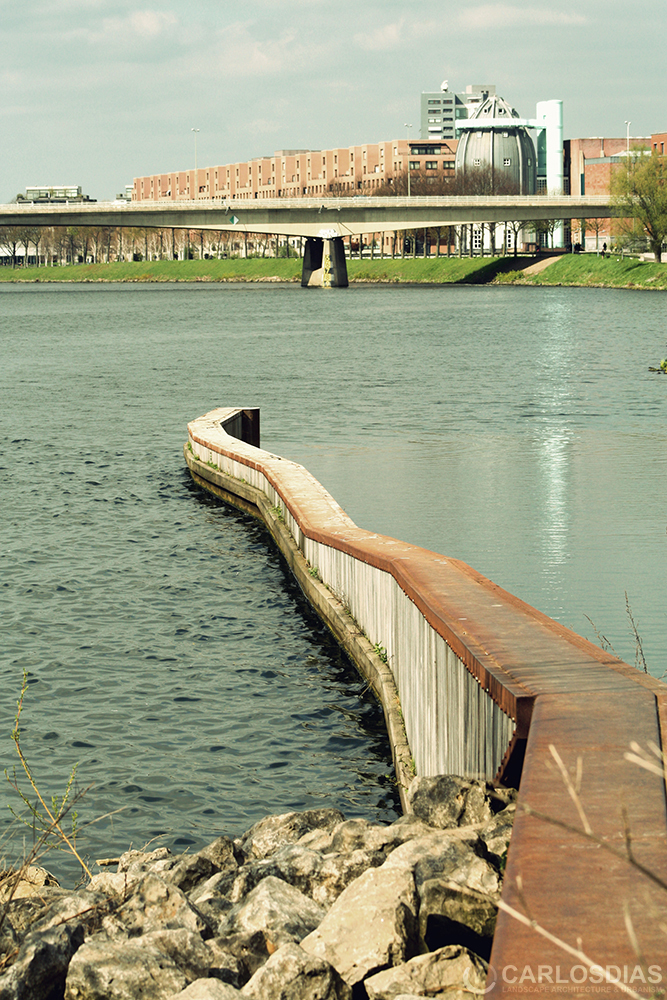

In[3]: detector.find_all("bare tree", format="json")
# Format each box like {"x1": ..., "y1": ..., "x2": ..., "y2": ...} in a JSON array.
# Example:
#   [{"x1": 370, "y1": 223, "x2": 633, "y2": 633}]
[{"x1": 0, "y1": 227, "x2": 26, "y2": 265}]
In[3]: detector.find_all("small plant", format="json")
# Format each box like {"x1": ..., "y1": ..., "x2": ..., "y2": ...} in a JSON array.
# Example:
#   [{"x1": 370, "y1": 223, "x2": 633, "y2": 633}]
[
  {"x1": 4, "y1": 671, "x2": 92, "y2": 880},
  {"x1": 269, "y1": 504, "x2": 284, "y2": 522},
  {"x1": 373, "y1": 642, "x2": 388, "y2": 664},
  {"x1": 206, "y1": 459, "x2": 219, "y2": 470},
  {"x1": 308, "y1": 566, "x2": 320, "y2": 580}
]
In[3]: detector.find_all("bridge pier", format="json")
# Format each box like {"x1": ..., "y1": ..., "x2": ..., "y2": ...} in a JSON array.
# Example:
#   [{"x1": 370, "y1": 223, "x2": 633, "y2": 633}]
[{"x1": 301, "y1": 236, "x2": 348, "y2": 288}]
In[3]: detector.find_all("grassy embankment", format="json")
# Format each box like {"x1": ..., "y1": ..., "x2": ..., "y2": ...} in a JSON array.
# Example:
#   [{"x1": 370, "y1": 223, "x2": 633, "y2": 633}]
[
  {"x1": 1, "y1": 254, "x2": 666, "y2": 288},
  {"x1": 495, "y1": 254, "x2": 667, "y2": 289},
  {"x1": 0, "y1": 256, "x2": 514, "y2": 285}
]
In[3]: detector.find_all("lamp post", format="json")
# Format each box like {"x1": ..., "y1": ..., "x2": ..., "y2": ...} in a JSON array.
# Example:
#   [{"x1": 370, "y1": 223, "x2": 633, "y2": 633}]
[
  {"x1": 192, "y1": 128, "x2": 200, "y2": 197},
  {"x1": 404, "y1": 123, "x2": 412, "y2": 197},
  {"x1": 624, "y1": 121, "x2": 631, "y2": 154}
]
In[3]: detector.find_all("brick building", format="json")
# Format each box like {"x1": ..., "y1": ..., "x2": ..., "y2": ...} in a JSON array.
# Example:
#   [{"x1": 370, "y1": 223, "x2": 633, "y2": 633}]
[{"x1": 132, "y1": 138, "x2": 457, "y2": 204}]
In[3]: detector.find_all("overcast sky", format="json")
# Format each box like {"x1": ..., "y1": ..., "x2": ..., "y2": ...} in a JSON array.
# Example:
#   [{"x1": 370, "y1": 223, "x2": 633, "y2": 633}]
[{"x1": 2, "y1": 0, "x2": 664, "y2": 201}]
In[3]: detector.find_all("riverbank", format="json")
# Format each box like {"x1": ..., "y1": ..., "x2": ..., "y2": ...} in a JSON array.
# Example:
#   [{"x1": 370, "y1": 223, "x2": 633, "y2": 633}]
[
  {"x1": 0, "y1": 777, "x2": 514, "y2": 999},
  {"x1": 1, "y1": 254, "x2": 665, "y2": 288}
]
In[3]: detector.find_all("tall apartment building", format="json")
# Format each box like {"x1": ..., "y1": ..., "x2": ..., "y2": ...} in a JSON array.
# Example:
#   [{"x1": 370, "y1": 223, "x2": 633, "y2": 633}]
[{"x1": 420, "y1": 83, "x2": 496, "y2": 141}]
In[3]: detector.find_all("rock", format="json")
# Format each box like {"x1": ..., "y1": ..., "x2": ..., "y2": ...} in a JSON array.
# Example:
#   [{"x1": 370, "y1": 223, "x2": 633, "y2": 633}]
[
  {"x1": 64, "y1": 936, "x2": 188, "y2": 1000},
  {"x1": 87, "y1": 871, "x2": 137, "y2": 897},
  {"x1": 162, "y1": 855, "x2": 220, "y2": 894},
  {"x1": 300, "y1": 864, "x2": 418, "y2": 986},
  {"x1": 205, "y1": 938, "x2": 245, "y2": 987},
  {"x1": 169, "y1": 980, "x2": 243, "y2": 999},
  {"x1": 137, "y1": 928, "x2": 211, "y2": 980},
  {"x1": 117, "y1": 847, "x2": 174, "y2": 876},
  {"x1": 222, "y1": 930, "x2": 272, "y2": 981},
  {"x1": 189, "y1": 875, "x2": 234, "y2": 931},
  {"x1": 384, "y1": 831, "x2": 500, "y2": 897},
  {"x1": 197, "y1": 837, "x2": 239, "y2": 874},
  {"x1": 242, "y1": 942, "x2": 351, "y2": 999},
  {"x1": 380, "y1": 830, "x2": 499, "y2": 959},
  {"x1": 0, "y1": 897, "x2": 51, "y2": 960},
  {"x1": 220, "y1": 877, "x2": 326, "y2": 951},
  {"x1": 0, "y1": 866, "x2": 60, "y2": 903},
  {"x1": 364, "y1": 945, "x2": 487, "y2": 1000},
  {"x1": 418, "y1": 881, "x2": 498, "y2": 959},
  {"x1": 0, "y1": 921, "x2": 84, "y2": 1000},
  {"x1": 240, "y1": 810, "x2": 344, "y2": 861},
  {"x1": 230, "y1": 844, "x2": 387, "y2": 909},
  {"x1": 406, "y1": 776, "x2": 496, "y2": 828},
  {"x1": 478, "y1": 804, "x2": 515, "y2": 869},
  {"x1": 100, "y1": 873, "x2": 210, "y2": 940}
]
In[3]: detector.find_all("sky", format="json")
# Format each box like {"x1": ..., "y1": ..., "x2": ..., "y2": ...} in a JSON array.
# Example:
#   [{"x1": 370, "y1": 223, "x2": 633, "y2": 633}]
[{"x1": 2, "y1": 0, "x2": 664, "y2": 202}]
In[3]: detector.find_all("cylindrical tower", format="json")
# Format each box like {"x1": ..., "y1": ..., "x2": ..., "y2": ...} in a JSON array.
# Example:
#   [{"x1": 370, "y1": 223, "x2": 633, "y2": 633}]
[{"x1": 455, "y1": 94, "x2": 537, "y2": 194}]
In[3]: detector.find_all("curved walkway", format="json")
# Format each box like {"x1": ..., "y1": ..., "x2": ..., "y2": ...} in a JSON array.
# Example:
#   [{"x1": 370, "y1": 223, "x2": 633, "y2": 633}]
[{"x1": 185, "y1": 407, "x2": 667, "y2": 996}]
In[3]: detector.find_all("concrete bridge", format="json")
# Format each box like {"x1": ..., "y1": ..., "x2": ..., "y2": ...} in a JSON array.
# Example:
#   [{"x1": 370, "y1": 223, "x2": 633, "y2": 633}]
[{"x1": 0, "y1": 194, "x2": 615, "y2": 286}]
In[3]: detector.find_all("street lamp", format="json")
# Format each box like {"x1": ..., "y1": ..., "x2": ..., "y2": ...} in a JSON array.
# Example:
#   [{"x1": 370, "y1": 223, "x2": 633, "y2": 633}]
[
  {"x1": 404, "y1": 123, "x2": 412, "y2": 197},
  {"x1": 624, "y1": 121, "x2": 631, "y2": 154},
  {"x1": 192, "y1": 128, "x2": 200, "y2": 197}
]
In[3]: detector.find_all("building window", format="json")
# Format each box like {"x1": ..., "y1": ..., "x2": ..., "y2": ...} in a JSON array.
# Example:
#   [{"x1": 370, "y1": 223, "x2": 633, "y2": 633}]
[
  {"x1": 409, "y1": 161, "x2": 421, "y2": 170},
  {"x1": 503, "y1": 158, "x2": 511, "y2": 166},
  {"x1": 428, "y1": 100, "x2": 441, "y2": 105},
  {"x1": 444, "y1": 160, "x2": 455, "y2": 170},
  {"x1": 425, "y1": 161, "x2": 438, "y2": 170},
  {"x1": 473, "y1": 158, "x2": 481, "y2": 166},
  {"x1": 472, "y1": 229, "x2": 482, "y2": 250}
]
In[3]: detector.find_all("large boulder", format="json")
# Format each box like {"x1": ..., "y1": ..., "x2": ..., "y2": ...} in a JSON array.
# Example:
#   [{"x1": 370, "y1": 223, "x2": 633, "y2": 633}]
[
  {"x1": 239, "y1": 811, "x2": 344, "y2": 862},
  {"x1": 0, "y1": 867, "x2": 60, "y2": 903},
  {"x1": 0, "y1": 921, "x2": 85, "y2": 1000},
  {"x1": 364, "y1": 945, "x2": 487, "y2": 999},
  {"x1": 169, "y1": 981, "x2": 243, "y2": 999},
  {"x1": 64, "y1": 936, "x2": 189, "y2": 1000},
  {"x1": 100, "y1": 874, "x2": 210, "y2": 939},
  {"x1": 242, "y1": 942, "x2": 351, "y2": 999},
  {"x1": 406, "y1": 776, "x2": 504, "y2": 829},
  {"x1": 219, "y1": 877, "x2": 326, "y2": 951},
  {"x1": 418, "y1": 881, "x2": 498, "y2": 959},
  {"x1": 300, "y1": 865, "x2": 418, "y2": 986}
]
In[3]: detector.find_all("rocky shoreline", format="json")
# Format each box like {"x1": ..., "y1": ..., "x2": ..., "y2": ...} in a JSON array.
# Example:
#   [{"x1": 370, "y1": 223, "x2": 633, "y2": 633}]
[{"x1": 0, "y1": 775, "x2": 515, "y2": 1000}]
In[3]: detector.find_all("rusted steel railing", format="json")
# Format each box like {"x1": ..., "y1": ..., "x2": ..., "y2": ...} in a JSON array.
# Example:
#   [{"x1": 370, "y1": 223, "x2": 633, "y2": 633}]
[{"x1": 185, "y1": 406, "x2": 667, "y2": 996}]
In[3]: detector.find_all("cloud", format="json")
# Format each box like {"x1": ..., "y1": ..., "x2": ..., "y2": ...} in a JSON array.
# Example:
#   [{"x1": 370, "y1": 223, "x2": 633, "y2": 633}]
[
  {"x1": 352, "y1": 16, "x2": 433, "y2": 51},
  {"x1": 353, "y1": 19, "x2": 405, "y2": 51},
  {"x1": 175, "y1": 22, "x2": 329, "y2": 81},
  {"x1": 83, "y1": 9, "x2": 178, "y2": 44},
  {"x1": 127, "y1": 11, "x2": 178, "y2": 36},
  {"x1": 458, "y1": 4, "x2": 587, "y2": 29}
]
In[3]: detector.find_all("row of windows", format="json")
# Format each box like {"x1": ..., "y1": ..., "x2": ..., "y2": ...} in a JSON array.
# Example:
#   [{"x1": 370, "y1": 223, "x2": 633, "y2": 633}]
[
  {"x1": 472, "y1": 158, "x2": 513, "y2": 166},
  {"x1": 409, "y1": 160, "x2": 456, "y2": 170}
]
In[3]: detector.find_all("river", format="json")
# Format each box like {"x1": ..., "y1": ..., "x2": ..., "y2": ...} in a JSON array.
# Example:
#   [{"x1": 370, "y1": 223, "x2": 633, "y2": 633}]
[{"x1": 1, "y1": 281, "x2": 665, "y2": 881}]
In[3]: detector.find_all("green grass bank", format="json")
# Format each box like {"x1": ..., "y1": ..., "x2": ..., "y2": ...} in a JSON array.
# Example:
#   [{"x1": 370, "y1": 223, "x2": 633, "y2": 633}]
[
  {"x1": 0, "y1": 254, "x2": 665, "y2": 289},
  {"x1": 495, "y1": 254, "x2": 667, "y2": 290},
  {"x1": 0, "y1": 256, "x2": 509, "y2": 285}
]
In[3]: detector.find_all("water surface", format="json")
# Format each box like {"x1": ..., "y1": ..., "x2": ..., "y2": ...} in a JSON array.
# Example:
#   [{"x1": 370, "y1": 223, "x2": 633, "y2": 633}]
[{"x1": 1, "y1": 281, "x2": 665, "y2": 880}]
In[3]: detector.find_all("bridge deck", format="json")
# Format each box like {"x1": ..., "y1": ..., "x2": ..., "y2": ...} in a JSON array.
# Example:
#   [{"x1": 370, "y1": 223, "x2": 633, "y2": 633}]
[{"x1": 0, "y1": 194, "x2": 616, "y2": 237}]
